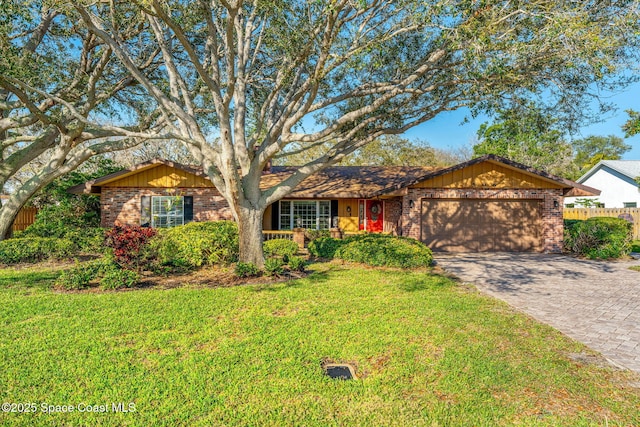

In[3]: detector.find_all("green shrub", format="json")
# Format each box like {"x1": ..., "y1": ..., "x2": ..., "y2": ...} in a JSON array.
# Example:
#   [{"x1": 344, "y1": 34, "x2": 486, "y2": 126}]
[
  {"x1": 100, "y1": 268, "x2": 140, "y2": 290},
  {"x1": 564, "y1": 217, "x2": 632, "y2": 259},
  {"x1": 305, "y1": 229, "x2": 330, "y2": 241},
  {"x1": 55, "y1": 261, "x2": 98, "y2": 290},
  {"x1": 54, "y1": 257, "x2": 118, "y2": 291},
  {"x1": 63, "y1": 228, "x2": 106, "y2": 253},
  {"x1": 22, "y1": 221, "x2": 106, "y2": 254},
  {"x1": 308, "y1": 237, "x2": 346, "y2": 258},
  {"x1": 0, "y1": 237, "x2": 76, "y2": 264},
  {"x1": 234, "y1": 262, "x2": 260, "y2": 278},
  {"x1": 23, "y1": 202, "x2": 99, "y2": 237},
  {"x1": 263, "y1": 239, "x2": 298, "y2": 262},
  {"x1": 563, "y1": 219, "x2": 583, "y2": 233},
  {"x1": 154, "y1": 221, "x2": 239, "y2": 269},
  {"x1": 309, "y1": 234, "x2": 433, "y2": 268},
  {"x1": 264, "y1": 258, "x2": 284, "y2": 277},
  {"x1": 335, "y1": 234, "x2": 433, "y2": 268},
  {"x1": 287, "y1": 256, "x2": 306, "y2": 272},
  {"x1": 54, "y1": 256, "x2": 136, "y2": 291}
]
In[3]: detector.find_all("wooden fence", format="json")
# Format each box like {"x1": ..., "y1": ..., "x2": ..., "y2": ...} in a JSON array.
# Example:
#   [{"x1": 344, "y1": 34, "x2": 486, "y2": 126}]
[
  {"x1": 563, "y1": 208, "x2": 640, "y2": 240},
  {"x1": 12, "y1": 206, "x2": 38, "y2": 231}
]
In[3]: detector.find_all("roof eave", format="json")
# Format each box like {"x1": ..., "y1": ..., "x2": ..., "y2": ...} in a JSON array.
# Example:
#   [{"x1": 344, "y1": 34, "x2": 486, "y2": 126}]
[
  {"x1": 67, "y1": 182, "x2": 101, "y2": 195},
  {"x1": 563, "y1": 185, "x2": 601, "y2": 197}
]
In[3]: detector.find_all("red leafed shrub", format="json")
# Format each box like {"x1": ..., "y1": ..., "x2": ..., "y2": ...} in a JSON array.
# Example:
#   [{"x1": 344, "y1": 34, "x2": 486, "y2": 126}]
[{"x1": 104, "y1": 224, "x2": 157, "y2": 270}]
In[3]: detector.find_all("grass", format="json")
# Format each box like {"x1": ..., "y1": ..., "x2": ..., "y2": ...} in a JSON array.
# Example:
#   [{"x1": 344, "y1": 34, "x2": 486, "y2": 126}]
[
  {"x1": 1, "y1": 263, "x2": 639, "y2": 426},
  {"x1": 0, "y1": 266, "x2": 60, "y2": 291},
  {"x1": 632, "y1": 240, "x2": 640, "y2": 253}
]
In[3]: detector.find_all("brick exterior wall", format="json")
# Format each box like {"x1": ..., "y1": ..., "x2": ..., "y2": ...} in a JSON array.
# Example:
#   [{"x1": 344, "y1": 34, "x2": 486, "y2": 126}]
[
  {"x1": 401, "y1": 188, "x2": 564, "y2": 253},
  {"x1": 99, "y1": 186, "x2": 565, "y2": 253},
  {"x1": 100, "y1": 187, "x2": 234, "y2": 227},
  {"x1": 383, "y1": 198, "x2": 403, "y2": 234}
]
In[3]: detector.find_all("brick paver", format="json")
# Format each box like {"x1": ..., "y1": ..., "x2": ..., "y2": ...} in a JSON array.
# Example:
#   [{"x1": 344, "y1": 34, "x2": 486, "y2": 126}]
[{"x1": 436, "y1": 253, "x2": 640, "y2": 373}]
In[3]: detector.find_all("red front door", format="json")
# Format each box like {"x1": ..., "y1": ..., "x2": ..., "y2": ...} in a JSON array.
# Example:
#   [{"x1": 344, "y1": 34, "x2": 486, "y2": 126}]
[{"x1": 359, "y1": 200, "x2": 384, "y2": 232}]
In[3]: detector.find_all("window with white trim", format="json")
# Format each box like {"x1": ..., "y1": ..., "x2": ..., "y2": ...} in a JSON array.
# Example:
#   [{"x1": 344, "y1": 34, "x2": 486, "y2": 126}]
[
  {"x1": 279, "y1": 200, "x2": 331, "y2": 230},
  {"x1": 151, "y1": 196, "x2": 184, "y2": 228}
]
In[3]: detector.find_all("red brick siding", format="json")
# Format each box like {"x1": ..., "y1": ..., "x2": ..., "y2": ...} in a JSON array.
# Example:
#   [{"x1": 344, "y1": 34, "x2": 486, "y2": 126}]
[
  {"x1": 401, "y1": 188, "x2": 564, "y2": 253},
  {"x1": 383, "y1": 198, "x2": 403, "y2": 234},
  {"x1": 100, "y1": 187, "x2": 234, "y2": 227},
  {"x1": 99, "y1": 186, "x2": 565, "y2": 253}
]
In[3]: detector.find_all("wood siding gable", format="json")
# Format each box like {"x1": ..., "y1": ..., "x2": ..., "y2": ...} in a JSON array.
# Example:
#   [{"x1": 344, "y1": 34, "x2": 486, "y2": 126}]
[
  {"x1": 411, "y1": 161, "x2": 564, "y2": 189},
  {"x1": 102, "y1": 164, "x2": 215, "y2": 188}
]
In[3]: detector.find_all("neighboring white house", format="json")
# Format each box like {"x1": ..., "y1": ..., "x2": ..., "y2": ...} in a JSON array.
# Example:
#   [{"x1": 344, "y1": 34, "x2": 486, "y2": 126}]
[{"x1": 565, "y1": 160, "x2": 640, "y2": 208}]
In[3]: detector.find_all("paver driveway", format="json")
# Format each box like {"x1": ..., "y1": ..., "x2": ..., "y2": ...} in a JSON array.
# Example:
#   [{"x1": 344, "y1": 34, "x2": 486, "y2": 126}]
[{"x1": 436, "y1": 253, "x2": 640, "y2": 373}]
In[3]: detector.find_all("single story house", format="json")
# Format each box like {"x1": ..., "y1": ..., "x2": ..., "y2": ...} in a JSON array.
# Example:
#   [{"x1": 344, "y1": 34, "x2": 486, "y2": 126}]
[
  {"x1": 69, "y1": 154, "x2": 598, "y2": 253},
  {"x1": 564, "y1": 160, "x2": 640, "y2": 208}
]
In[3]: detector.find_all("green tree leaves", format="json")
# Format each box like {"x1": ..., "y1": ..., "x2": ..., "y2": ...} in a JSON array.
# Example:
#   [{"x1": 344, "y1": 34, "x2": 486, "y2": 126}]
[
  {"x1": 623, "y1": 110, "x2": 640, "y2": 137},
  {"x1": 472, "y1": 104, "x2": 576, "y2": 177},
  {"x1": 472, "y1": 106, "x2": 632, "y2": 179},
  {"x1": 572, "y1": 135, "x2": 631, "y2": 171}
]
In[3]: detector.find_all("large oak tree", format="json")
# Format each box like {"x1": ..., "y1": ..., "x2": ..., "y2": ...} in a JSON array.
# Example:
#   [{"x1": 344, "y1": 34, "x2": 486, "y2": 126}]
[
  {"x1": 0, "y1": 3, "x2": 170, "y2": 238},
  {"x1": 66, "y1": 0, "x2": 639, "y2": 266}
]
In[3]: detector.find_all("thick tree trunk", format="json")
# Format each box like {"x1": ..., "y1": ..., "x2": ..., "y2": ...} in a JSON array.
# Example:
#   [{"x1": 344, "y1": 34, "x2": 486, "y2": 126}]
[
  {"x1": 237, "y1": 206, "x2": 266, "y2": 268},
  {"x1": 0, "y1": 196, "x2": 28, "y2": 241}
]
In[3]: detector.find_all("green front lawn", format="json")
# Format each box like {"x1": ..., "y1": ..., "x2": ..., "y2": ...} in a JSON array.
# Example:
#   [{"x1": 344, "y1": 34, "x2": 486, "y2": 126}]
[{"x1": 0, "y1": 263, "x2": 638, "y2": 426}]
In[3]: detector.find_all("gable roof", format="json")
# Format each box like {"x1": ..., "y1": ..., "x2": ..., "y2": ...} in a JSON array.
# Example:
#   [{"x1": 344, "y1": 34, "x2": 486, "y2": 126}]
[
  {"x1": 577, "y1": 160, "x2": 640, "y2": 184},
  {"x1": 68, "y1": 155, "x2": 598, "y2": 198},
  {"x1": 68, "y1": 158, "x2": 437, "y2": 198},
  {"x1": 372, "y1": 154, "x2": 599, "y2": 197},
  {"x1": 263, "y1": 165, "x2": 436, "y2": 198}
]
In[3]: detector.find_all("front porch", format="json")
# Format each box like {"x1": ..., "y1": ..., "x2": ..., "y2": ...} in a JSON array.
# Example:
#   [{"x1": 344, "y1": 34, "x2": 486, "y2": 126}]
[{"x1": 262, "y1": 197, "x2": 402, "y2": 235}]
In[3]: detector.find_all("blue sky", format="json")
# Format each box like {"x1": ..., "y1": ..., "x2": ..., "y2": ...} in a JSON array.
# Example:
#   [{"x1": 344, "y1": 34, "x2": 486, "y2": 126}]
[{"x1": 403, "y1": 81, "x2": 640, "y2": 159}]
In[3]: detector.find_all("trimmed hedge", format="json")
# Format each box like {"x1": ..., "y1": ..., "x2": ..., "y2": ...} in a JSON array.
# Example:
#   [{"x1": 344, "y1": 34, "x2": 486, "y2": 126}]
[
  {"x1": 564, "y1": 217, "x2": 632, "y2": 259},
  {"x1": 310, "y1": 234, "x2": 433, "y2": 268},
  {"x1": 0, "y1": 237, "x2": 76, "y2": 264},
  {"x1": 263, "y1": 239, "x2": 298, "y2": 261},
  {"x1": 308, "y1": 237, "x2": 347, "y2": 258},
  {"x1": 153, "y1": 221, "x2": 239, "y2": 268}
]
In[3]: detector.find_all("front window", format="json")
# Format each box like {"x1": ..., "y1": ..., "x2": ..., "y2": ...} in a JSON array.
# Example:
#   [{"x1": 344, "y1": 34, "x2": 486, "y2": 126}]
[
  {"x1": 151, "y1": 196, "x2": 184, "y2": 228},
  {"x1": 279, "y1": 200, "x2": 331, "y2": 230}
]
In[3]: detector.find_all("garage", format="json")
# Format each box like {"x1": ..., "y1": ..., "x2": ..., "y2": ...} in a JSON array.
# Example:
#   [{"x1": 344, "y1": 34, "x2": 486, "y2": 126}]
[{"x1": 420, "y1": 199, "x2": 543, "y2": 252}]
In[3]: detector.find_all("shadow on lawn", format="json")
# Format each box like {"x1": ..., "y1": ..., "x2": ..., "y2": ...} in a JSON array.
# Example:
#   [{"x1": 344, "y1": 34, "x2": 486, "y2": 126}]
[
  {"x1": 251, "y1": 266, "x2": 332, "y2": 292},
  {"x1": 397, "y1": 274, "x2": 452, "y2": 292}
]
